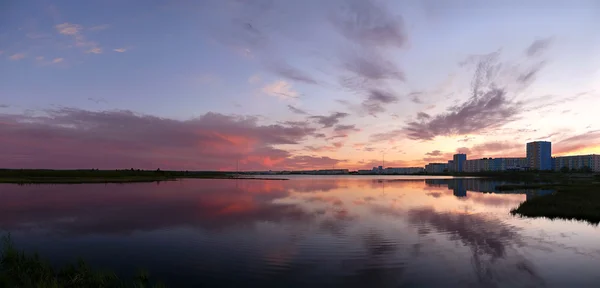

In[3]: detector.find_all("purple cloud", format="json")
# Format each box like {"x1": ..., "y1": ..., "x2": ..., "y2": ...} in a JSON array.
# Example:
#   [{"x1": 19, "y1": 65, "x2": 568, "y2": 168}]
[
  {"x1": 287, "y1": 105, "x2": 308, "y2": 115},
  {"x1": 0, "y1": 108, "x2": 346, "y2": 170},
  {"x1": 309, "y1": 112, "x2": 349, "y2": 128},
  {"x1": 525, "y1": 37, "x2": 553, "y2": 57}
]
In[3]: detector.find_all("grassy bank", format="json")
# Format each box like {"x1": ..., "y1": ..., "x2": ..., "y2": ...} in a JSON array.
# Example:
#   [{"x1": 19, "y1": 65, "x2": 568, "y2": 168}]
[
  {"x1": 0, "y1": 235, "x2": 165, "y2": 287},
  {"x1": 0, "y1": 169, "x2": 287, "y2": 184},
  {"x1": 511, "y1": 180, "x2": 600, "y2": 224}
]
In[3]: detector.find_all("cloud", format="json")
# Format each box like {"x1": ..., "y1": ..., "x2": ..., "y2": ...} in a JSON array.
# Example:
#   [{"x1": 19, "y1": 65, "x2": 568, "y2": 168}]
[
  {"x1": 56, "y1": 22, "x2": 101, "y2": 53},
  {"x1": 405, "y1": 88, "x2": 519, "y2": 140},
  {"x1": 269, "y1": 62, "x2": 318, "y2": 85},
  {"x1": 361, "y1": 89, "x2": 399, "y2": 115},
  {"x1": 0, "y1": 108, "x2": 339, "y2": 170},
  {"x1": 426, "y1": 150, "x2": 442, "y2": 156},
  {"x1": 261, "y1": 80, "x2": 298, "y2": 99},
  {"x1": 309, "y1": 112, "x2": 349, "y2": 128},
  {"x1": 404, "y1": 51, "x2": 531, "y2": 141},
  {"x1": 327, "y1": 124, "x2": 360, "y2": 140},
  {"x1": 329, "y1": 0, "x2": 407, "y2": 49},
  {"x1": 369, "y1": 129, "x2": 404, "y2": 142},
  {"x1": 86, "y1": 47, "x2": 103, "y2": 54},
  {"x1": 342, "y1": 51, "x2": 405, "y2": 82},
  {"x1": 113, "y1": 48, "x2": 127, "y2": 53},
  {"x1": 334, "y1": 124, "x2": 359, "y2": 133},
  {"x1": 409, "y1": 92, "x2": 423, "y2": 104},
  {"x1": 9, "y1": 53, "x2": 26, "y2": 60},
  {"x1": 0, "y1": 104, "x2": 9, "y2": 108},
  {"x1": 36, "y1": 56, "x2": 44, "y2": 61},
  {"x1": 467, "y1": 141, "x2": 523, "y2": 158},
  {"x1": 554, "y1": 131, "x2": 600, "y2": 155},
  {"x1": 287, "y1": 105, "x2": 308, "y2": 115},
  {"x1": 56, "y1": 23, "x2": 82, "y2": 35},
  {"x1": 423, "y1": 156, "x2": 448, "y2": 163},
  {"x1": 416, "y1": 112, "x2": 430, "y2": 121},
  {"x1": 525, "y1": 37, "x2": 553, "y2": 57},
  {"x1": 52, "y1": 58, "x2": 64, "y2": 63},
  {"x1": 89, "y1": 24, "x2": 110, "y2": 31},
  {"x1": 203, "y1": 0, "x2": 406, "y2": 116}
]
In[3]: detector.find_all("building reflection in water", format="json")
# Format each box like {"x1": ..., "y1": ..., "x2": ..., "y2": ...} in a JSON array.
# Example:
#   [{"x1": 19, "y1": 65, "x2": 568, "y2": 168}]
[{"x1": 425, "y1": 179, "x2": 554, "y2": 200}]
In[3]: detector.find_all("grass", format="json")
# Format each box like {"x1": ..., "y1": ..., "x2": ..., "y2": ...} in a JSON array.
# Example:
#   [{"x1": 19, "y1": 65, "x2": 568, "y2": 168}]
[
  {"x1": 496, "y1": 184, "x2": 547, "y2": 191},
  {"x1": 0, "y1": 169, "x2": 286, "y2": 184},
  {"x1": 511, "y1": 180, "x2": 600, "y2": 224},
  {"x1": 0, "y1": 234, "x2": 165, "y2": 288}
]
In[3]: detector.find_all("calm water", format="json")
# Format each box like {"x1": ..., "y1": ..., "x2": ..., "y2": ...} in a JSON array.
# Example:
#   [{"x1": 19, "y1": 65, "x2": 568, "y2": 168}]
[{"x1": 1, "y1": 176, "x2": 599, "y2": 287}]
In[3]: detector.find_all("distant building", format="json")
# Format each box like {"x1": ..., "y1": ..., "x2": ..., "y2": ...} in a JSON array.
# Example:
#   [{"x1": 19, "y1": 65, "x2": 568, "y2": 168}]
[
  {"x1": 447, "y1": 160, "x2": 455, "y2": 172},
  {"x1": 314, "y1": 169, "x2": 349, "y2": 175},
  {"x1": 425, "y1": 163, "x2": 448, "y2": 173},
  {"x1": 383, "y1": 167, "x2": 424, "y2": 175},
  {"x1": 357, "y1": 170, "x2": 373, "y2": 174},
  {"x1": 553, "y1": 155, "x2": 600, "y2": 172},
  {"x1": 464, "y1": 157, "x2": 528, "y2": 172},
  {"x1": 527, "y1": 141, "x2": 552, "y2": 170},
  {"x1": 453, "y1": 154, "x2": 467, "y2": 172}
]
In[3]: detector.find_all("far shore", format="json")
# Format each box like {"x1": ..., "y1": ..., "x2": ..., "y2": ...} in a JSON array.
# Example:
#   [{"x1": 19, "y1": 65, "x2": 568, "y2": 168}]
[{"x1": 0, "y1": 169, "x2": 289, "y2": 184}]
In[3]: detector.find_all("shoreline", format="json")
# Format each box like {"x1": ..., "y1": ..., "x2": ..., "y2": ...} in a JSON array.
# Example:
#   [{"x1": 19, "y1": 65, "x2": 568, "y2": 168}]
[{"x1": 0, "y1": 176, "x2": 290, "y2": 184}]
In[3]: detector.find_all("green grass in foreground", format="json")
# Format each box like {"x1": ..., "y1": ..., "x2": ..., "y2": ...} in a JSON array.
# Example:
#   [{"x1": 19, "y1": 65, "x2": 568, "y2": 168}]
[
  {"x1": 0, "y1": 234, "x2": 165, "y2": 287},
  {"x1": 511, "y1": 182, "x2": 600, "y2": 224}
]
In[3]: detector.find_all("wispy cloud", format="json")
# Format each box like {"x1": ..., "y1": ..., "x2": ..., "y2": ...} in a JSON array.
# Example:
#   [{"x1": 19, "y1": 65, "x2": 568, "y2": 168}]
[
  {"x1": 268, "y1": 62, "x2": 318, "y2": 85},
  {"x1": 402, "y1": 50, "x2": 545, "y2": 141},
  {"x1": 113, "y1": 48, "x2": 127, "y2": 53},
  {"x1": 261, "y1": 80, "x2": 298, "y2": 99},
  {"x1": 361, "y1": 89, "x2": 399, "y2": 116},
  {"x1": 56, "y1": 23, "x2": 82, "y2": 36},
  {"x1": 0, "y1": 104, "x2": 9, "y2": 108},
  {"x1": 9, "y1": 53, "x2": 26, "y2": 61},
  {"x1": 309, "y1": 112, "x2": 349, "y2": 128},
  {"x1": 525, "y1": 37, "x2": 553, "y2": 57},
  {"x1": 52, "y1": 58, "x2": 64, "y2": 64},
  {"x1": 86, "y1": 47, "x2": 103, "y2": 54},
  {"x1": 554, "y1": 131, "x2": 600, "y2": 155},
  {"x1": 287, "y1": 105, "x2": 308, "y2": 115},
  {"x1": 56, "y1": 22, "x2": 102, "y2": 53}
]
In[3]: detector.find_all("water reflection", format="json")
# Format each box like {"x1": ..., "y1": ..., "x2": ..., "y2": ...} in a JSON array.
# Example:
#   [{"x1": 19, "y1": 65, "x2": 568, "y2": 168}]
[{"x1": 0, "y1": 177, "x2": 598, "y2": 287}]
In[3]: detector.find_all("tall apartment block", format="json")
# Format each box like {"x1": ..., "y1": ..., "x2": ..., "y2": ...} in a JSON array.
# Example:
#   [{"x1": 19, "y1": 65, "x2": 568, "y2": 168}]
[
  {"x1": 526, "y1": 141, "x2": 552, "y2": 170},
  {"x1": 453, "y1": 154, "x2": 467, "y2": 172}
]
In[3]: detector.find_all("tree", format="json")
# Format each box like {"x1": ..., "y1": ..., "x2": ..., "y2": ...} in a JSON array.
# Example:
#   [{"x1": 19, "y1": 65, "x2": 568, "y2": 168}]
[
  {"x1": 560, "y1": 166, "x2": 570, "y2": 173},
  {"x1": 580, "y1": 166, "x2": 592, "y2": 173}
]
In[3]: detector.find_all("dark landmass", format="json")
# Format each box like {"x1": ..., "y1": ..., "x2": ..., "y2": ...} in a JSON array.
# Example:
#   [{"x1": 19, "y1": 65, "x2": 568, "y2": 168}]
[
  {"x1": 0, "y1": 234, "x2": 165, "y2": 287},
  {"x1": 511, "y1": 174, "x2": 600, "y2": 224},
  {"x1": 0, "y1": 169, "x2": 287, "y2": 184}
]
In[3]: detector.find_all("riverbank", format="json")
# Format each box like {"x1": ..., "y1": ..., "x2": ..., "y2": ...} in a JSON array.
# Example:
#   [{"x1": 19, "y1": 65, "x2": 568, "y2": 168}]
[
  {"x1": 0, "y1": 235, "x2": 165, "y2": 287},
  {"x1": 0, "y1": 169, "x2": 288, "y2": 184},
  {"x1": 510, "y1": 178, "x2": 600, "y2": 224}
]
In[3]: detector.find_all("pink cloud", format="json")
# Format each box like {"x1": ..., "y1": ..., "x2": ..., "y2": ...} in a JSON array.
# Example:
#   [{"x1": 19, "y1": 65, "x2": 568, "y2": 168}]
[{"x1": 0, "y1": 108, "x2": 344, "y2": 170}]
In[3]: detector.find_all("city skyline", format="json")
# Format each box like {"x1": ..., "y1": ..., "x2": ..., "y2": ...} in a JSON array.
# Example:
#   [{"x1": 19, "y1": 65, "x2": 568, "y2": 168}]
[{"x1": 2, "y1": 0, "x2": 600, "y2": 171}]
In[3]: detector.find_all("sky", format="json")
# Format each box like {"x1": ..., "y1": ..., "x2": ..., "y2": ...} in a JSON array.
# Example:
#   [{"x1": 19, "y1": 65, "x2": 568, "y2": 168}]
[{"x1": 1, "y1": 0, "x2": 600, "y2": 171}]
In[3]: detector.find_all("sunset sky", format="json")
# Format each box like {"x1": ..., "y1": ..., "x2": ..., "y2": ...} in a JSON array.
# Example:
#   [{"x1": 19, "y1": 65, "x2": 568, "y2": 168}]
[{"x1": 1, "y1": 0, "x2": 599, "y2": 171}]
